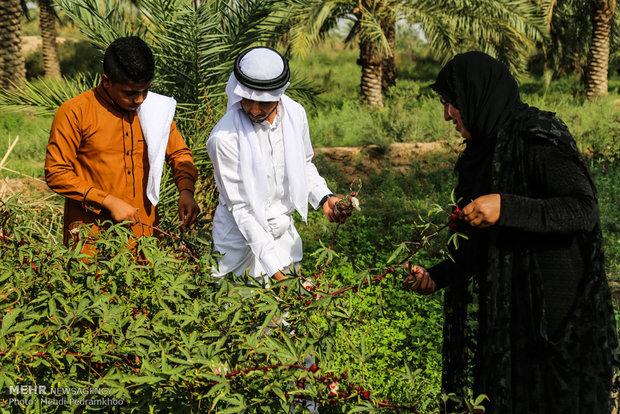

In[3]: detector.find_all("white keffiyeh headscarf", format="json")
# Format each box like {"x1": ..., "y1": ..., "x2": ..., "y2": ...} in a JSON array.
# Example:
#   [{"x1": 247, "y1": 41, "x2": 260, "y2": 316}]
[{"x1": 224, "y1": 48, "x2": 309, "y2": 229}]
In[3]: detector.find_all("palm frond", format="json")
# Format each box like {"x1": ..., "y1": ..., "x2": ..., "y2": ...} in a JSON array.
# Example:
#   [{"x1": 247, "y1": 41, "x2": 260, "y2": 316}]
[
  {"x1": 402, "y1": 0, "x2": 548, "y2": 76},
  {"x1": 278, "y1": 0, "x2": 354, "y2": 57},
  {"x1": 0, "y1": 73, "x2": 99, "y2": 115},
  {"x1": 54, "y1": 0, "x2": 147, "y2": 52}
]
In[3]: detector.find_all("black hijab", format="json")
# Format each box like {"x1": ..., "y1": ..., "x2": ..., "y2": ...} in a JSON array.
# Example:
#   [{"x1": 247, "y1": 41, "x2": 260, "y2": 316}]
[
  {"x1": 431, "y1": 51, "x2": 527, "y2": 204},
  {"x1": 431, "y1": 51, "x2": 522, "y2": 141}
]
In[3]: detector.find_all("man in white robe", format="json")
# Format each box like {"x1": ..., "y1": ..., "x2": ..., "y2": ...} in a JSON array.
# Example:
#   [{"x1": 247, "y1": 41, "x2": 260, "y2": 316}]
[{"x1": 206, "y1": 47, "x2": 342, "y2": 285}]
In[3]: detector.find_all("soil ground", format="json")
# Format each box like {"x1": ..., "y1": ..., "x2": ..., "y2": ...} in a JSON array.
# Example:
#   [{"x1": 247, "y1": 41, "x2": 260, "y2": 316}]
[{"x1": 314, "y1": 141, "x2": 461, "y2": 183}]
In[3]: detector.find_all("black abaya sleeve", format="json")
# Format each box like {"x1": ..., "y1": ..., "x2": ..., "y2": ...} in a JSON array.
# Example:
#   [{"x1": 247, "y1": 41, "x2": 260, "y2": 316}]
[
  {"x1": 498, "y1": 141, "x2": 598, "y2": 233},
  {"x1": 427, "y1": 234, "x2": 480, "y2": 289}
]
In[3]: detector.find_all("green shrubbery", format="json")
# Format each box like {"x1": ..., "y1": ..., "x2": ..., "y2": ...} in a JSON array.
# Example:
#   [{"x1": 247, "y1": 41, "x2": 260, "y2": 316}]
[{"x1": 1, "y1": 196, "x2": 484, "y2": 413}]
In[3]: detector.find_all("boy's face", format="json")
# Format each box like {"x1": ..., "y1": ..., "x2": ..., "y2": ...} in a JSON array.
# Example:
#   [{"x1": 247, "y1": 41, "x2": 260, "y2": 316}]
[{"x1": 102, "y1": 74, "x2": 152, "y2": 112}]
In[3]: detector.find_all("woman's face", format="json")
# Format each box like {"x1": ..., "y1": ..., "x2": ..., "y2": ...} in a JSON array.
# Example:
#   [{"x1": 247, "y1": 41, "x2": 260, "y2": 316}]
[{"x1": 440, "y1": 96, "x2": 471, "y2": 140}]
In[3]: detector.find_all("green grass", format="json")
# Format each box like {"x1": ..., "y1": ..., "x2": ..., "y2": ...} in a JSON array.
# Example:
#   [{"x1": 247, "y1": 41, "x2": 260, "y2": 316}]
[
  {"x1": 291, "y1": 45, "x2": 620, "y2": 151},
  {"x1": 0, "y1": 110, "x2": 52, "y2": 178}
]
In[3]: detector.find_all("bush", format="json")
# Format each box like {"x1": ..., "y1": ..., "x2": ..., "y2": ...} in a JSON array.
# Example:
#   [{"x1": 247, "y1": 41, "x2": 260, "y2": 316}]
[{"x1": 0, "y1": 197, "x2": 483, "y2": 413}]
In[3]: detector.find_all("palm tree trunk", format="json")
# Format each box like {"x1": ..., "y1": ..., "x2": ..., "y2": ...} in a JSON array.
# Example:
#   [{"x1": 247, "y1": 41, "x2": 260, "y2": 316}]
[
  {"x1": 359, "y1": 38, "x2": 383, "y2": 108},
  {"x1": 585, "y1": 0, "x2": 616, "y2": 98},
  {"x1": 381, "y1": 12, "x2": 396, "y2": 93},
  {"x1": 0, "y1": 0, "x2": 26, "y2": 90},
  {"x1": 40, "y1": 0, "x2": 62, "y2": 79}
]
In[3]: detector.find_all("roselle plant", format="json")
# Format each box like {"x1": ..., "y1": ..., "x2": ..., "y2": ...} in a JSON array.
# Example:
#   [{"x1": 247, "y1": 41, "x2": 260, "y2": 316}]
[
  {"x1": 0, "y1": 195, "x2": 483, "y2": 413},
  {"x1": 302, "y1": 189, "x2": 467, "y2": 299}
]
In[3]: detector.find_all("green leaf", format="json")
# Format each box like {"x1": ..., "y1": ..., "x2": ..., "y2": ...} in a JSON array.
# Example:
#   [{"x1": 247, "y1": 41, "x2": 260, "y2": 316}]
[
  {"x1": 130, "y1": 375, "x2": 164, "y2": 384},
  {"x1": 2, "y1": 309, "x2": 20, "y2": 334}
]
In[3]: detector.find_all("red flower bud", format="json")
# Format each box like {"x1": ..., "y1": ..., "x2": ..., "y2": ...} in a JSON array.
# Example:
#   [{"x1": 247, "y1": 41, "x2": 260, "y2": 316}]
[
  {"x1": 448, "y1": 221, "x2": 458, "y2": 230},
  {"x1": 450, "y1": 205, "x2": 461, "y2": 220},
  {"x1": 362, "y1": 391, "x2": 371, "y2": 399},
  {"x1": 310, "y1": 365, "x2": 318, "y2": 373}
]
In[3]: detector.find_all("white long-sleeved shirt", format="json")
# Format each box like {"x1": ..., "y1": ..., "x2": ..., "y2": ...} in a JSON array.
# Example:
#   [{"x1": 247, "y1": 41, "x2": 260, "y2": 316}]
[{"x1": 207, "y1": 101, "x2": 331, "y2": 280}]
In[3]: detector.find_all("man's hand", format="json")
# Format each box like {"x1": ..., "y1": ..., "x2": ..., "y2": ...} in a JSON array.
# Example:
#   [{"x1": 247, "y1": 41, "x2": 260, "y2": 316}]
[
  {"x1": 178, "y1": 190, "x2": 199, "y2": 228},
  {"x1": 323, "y1": 196, "x2": 344, "y2": 223},
  {"x1": 403, "y1": 265, "x2": 436, "y2": 295},
  {"x1": 102, "y1": 194, "x2": 140, "y2": 223},
  {"x1": 462, "y1": 193, "x2": 501, "y2": 228}
]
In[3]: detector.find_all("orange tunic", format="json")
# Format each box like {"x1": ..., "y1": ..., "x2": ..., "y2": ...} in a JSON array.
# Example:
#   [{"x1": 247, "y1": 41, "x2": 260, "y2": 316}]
[{"x1": 45, "y1": 84, "x2": 197, "y2": 245}]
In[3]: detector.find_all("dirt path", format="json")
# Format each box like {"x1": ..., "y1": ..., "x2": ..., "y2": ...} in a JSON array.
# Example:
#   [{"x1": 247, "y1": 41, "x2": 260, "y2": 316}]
[{"x1": 314, "y1": 140, "x2": 461, "y2": 183}]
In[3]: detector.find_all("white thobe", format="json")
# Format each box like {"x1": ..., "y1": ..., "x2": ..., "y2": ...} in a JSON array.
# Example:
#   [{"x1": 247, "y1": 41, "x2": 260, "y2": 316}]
[{"x1": 207, "y1": 102, "x2": 331, "y2": 283}]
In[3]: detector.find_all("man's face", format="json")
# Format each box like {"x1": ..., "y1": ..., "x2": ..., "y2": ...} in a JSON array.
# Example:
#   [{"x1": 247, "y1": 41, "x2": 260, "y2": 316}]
[
  {"x1": 240, "y1": 98, "x2": 278, "y2": 124},
  {"x1": 102, "y1": 74, "x2": 152, "y2": 112},
  {"x1": 440, "y1": 96, "x2": 471, "y2": 140}
]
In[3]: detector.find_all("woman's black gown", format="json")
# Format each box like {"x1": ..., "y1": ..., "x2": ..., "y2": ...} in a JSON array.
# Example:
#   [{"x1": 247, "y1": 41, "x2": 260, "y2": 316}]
[{"x1": 429, "y1": 52, "x2": 618, "y2": 413}]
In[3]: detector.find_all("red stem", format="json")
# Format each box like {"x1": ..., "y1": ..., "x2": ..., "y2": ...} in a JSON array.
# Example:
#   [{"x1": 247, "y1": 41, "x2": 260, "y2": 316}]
[{"x1": 329, "y1": 223, "x2": 449, "y2": 297}]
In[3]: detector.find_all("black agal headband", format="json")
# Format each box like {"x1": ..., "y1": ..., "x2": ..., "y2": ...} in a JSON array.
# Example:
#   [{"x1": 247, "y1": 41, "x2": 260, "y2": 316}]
[{"x1": 233, "y1": 46, "x2": 290, "y2": 91}]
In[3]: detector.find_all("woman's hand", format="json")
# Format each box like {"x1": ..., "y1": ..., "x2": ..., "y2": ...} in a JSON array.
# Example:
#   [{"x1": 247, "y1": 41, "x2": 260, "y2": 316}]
[
  {"x1": 403, "y1": 265, "x2": 436, "y2": 295},
  {"x1": 462, "y1": 193, "x2": 501, "y2": 228}
]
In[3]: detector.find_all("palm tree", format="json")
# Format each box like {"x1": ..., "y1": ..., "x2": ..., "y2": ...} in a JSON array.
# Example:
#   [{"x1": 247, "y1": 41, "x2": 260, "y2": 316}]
[
  {"x1": 39, "y1": 0, "x2": 62, "y2": 79},
  {"x1": 585, "y1": 0, "x2": 617, "y2": 98},
  {"x1": 545, "y1": 0, "x2": 591, "y2": 77},
  {"x1": 381, "y1": 9, "x2": 396, "y2": 93},
  {"x1": 279, "y1": 0, "x2": 549, "y2": 107},
  {"x1": 0, "y1": 0, "x2": 26, "y2": 90},
  {"x1": 541, "y1": 0, "x2": 618, "y2": 94}
]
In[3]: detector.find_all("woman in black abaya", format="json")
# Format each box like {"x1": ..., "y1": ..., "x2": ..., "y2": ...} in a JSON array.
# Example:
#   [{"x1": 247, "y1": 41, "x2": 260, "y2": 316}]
[{"x1": 405, "y1": 51, "x2": 618, "y2": 413}]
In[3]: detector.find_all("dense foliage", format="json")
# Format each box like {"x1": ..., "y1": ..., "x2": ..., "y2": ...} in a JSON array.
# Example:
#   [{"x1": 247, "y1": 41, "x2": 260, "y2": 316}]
[{"x1": 0, "y1": 194, "x2": 486, "y2": 413}]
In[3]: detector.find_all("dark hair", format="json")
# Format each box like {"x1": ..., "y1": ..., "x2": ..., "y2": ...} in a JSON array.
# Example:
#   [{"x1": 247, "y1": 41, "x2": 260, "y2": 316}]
[{"x1": 103, "y1": 36, "x2": 155, "y2": 84}]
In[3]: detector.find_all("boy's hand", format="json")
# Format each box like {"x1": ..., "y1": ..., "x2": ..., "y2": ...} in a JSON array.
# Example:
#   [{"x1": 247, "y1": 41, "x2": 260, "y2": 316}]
[
  {"x1": 102, "y1": 194, "x2": 140, "y2": 223},
  {"x1": 179, "y1": 190, "x2": 199, "y2": 228}
]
